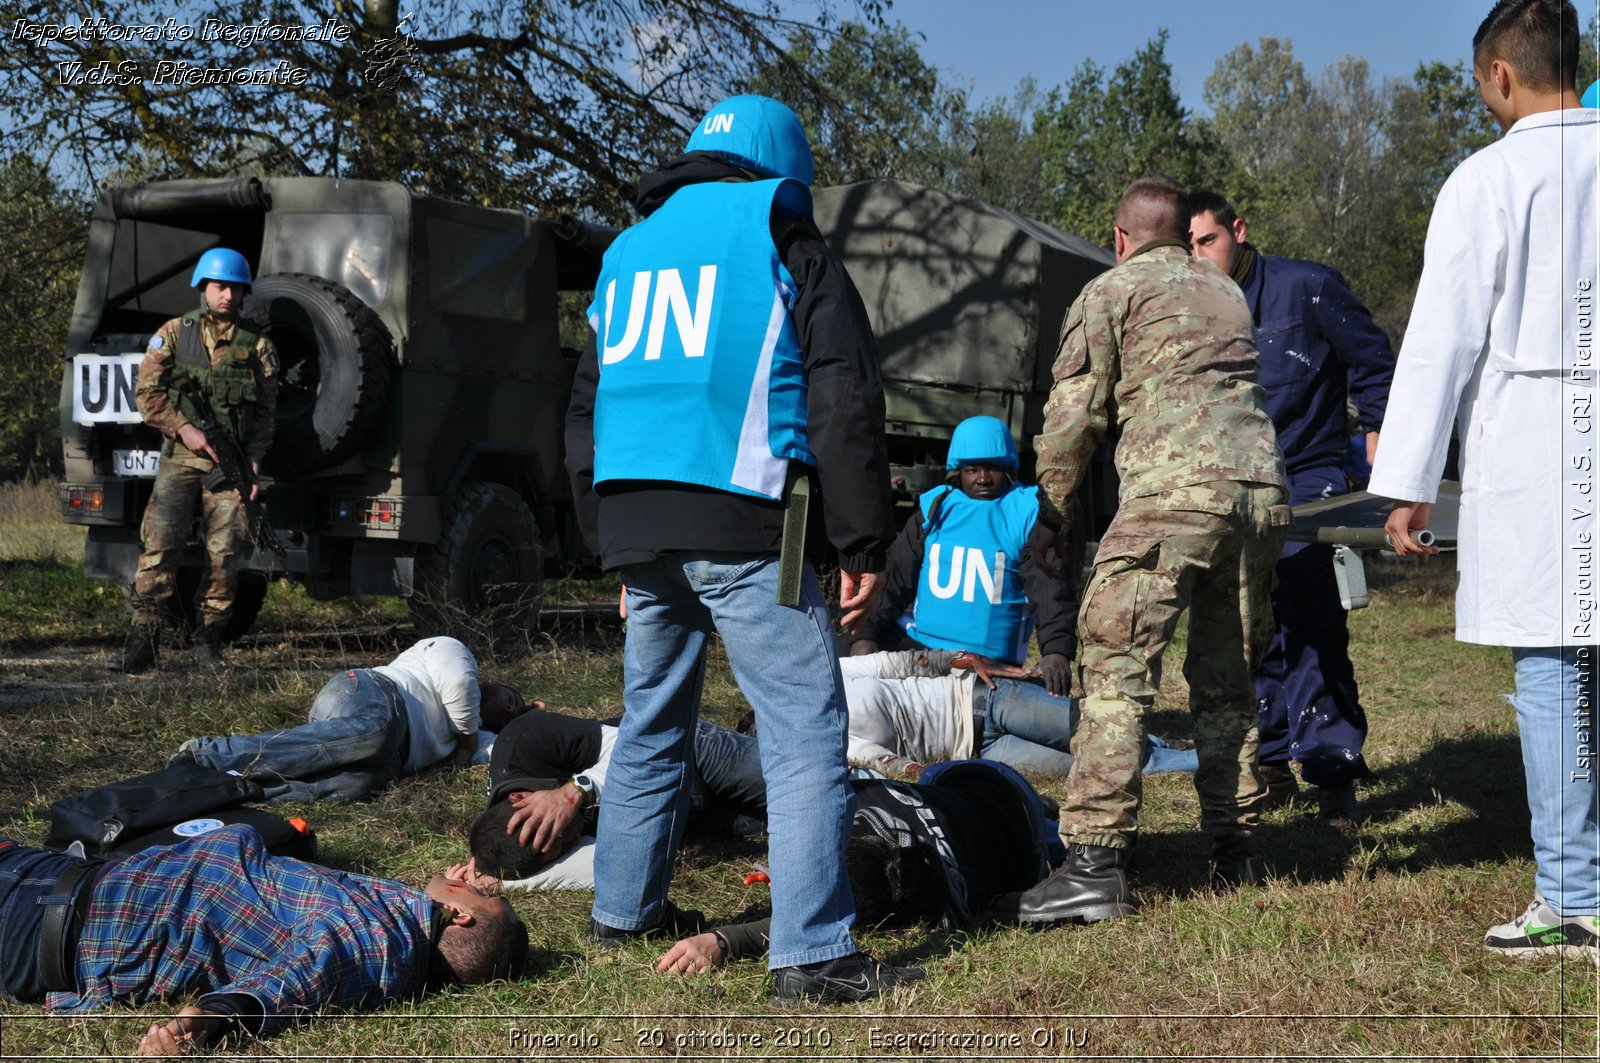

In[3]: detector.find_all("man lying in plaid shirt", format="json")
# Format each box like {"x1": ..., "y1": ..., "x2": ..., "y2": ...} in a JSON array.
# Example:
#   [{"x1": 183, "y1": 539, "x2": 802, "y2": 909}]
[{"x1": 0, "y1": 823, "x2": 526, "y2": 1055}]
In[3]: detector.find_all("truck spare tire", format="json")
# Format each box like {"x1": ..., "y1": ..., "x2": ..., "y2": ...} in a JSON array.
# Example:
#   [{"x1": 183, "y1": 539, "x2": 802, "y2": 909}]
[
  {"x1": 244, "y1": 273, "x2": 393, "y2": 474},
  {"x1": 411, "y1": 482, "x2": 544, "y2": 655}
]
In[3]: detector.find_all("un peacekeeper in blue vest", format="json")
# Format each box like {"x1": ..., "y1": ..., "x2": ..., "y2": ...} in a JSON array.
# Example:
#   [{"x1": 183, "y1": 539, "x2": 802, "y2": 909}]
[
  {"x1": 564, "y1": 95, "x2": 923, "y2": 1004},
  {"x1": 848, "y1": 416, "x2": 1077, "y2": 697},
  {"x1": 1189, "y1": 191, "x2": 1394, "y2": 829}
]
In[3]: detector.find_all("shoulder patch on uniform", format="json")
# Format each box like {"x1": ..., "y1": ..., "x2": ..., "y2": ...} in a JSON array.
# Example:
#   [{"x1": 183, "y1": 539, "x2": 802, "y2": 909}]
[
  {"x1": 147, "y1": 333, "x2": 164, "y2": 351},
  {"x1": 265, "y1": 349, "x2": 279, "y2": 374}
]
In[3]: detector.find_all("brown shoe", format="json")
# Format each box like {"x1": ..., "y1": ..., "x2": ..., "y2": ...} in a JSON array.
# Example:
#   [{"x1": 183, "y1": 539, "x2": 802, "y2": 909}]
[
  {"x1": 110, "y1": 627, "x2": 158, "y2": 674},
  {"x1": 1257, "y1": 762, "x2": 1301, "y2": 811}
]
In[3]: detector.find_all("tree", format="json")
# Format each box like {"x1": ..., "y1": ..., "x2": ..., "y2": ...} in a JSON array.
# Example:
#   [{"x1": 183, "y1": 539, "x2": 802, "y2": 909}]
[
  {"x1": 2, "y1": 0, "x2": 884, "y2": 221},
  {"x1": 1032, "y1": 33, "x2": 1236, "y2": 238},
  {"x1": 1370, "y1": 60, "x2": 1497, "y2": 337},
  {"x1": 946, "y1": 81, "x2": 1049, "y2": 218},
  {"x1": 1202, "y1": 37, "x2": 1310, "y2": 183},
  {"x1": 744, "y1": 21, "x2": 963, "y2": 188},
  {"x1": 0, "y1": 156, "x2": 86, "y2": 481}
]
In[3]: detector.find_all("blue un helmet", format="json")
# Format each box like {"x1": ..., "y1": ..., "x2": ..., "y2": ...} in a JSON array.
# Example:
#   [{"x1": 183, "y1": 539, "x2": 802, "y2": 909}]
[
  {"x1": 945, "y1": 415, "x2": 1019, "y2": 471},
  {"x1": 685, "y1": 95, "x2": 815, "y2": 186},
  {"x1": 1584, "y1": 80, "x2": 1600, "y2": 108},
  {"x1": 190, "y1": 247, "x2": 252, "y2": 288}
]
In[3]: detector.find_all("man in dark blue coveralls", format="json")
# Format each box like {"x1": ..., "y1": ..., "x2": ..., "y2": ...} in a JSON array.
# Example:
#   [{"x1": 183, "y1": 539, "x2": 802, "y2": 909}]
[{"x1": 1189, "y1": 191, "x2": 1394, "y2": 828}]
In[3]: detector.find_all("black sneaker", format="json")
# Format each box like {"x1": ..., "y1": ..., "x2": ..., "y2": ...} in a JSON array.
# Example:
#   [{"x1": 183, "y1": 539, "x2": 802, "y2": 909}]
[
  {"x1": 770, "y1": 951, "x2": 926, "y2": 1004},
  {"x1": 588, "y1": 900, "x2": 705, "y2": 949}
]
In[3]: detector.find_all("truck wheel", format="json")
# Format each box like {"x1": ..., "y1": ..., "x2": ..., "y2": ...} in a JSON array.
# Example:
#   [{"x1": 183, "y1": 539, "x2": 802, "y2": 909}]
[
  {"x1": 175, "y1": 567, "x2": 268, "y2": 644},
  {"x1": 245, "y1": 273, "x2": 393, "y2": 474},
  {"x1": 411, "y1": 483, "x2": 544, "y2": 654}
]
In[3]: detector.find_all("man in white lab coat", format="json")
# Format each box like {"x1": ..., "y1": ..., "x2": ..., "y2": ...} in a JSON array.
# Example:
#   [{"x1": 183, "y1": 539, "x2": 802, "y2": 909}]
[{"x1": 1371, "y1": 0, "x2": 1599, "y2": 961}]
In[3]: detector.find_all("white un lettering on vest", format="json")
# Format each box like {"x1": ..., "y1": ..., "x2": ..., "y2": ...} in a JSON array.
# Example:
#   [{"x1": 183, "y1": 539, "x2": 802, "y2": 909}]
[
  {"x1": 600, "y1": 265, "x2": 718, "y2": 364},
  {"x1": 925, "y1": 544, "x2": 1006, "y2": 604}
]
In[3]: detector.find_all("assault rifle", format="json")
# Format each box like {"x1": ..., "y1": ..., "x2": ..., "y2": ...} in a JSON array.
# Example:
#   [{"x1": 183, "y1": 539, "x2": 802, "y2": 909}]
[{"x1": 172, "y1": 374, "x2": 286, "y2": 562}]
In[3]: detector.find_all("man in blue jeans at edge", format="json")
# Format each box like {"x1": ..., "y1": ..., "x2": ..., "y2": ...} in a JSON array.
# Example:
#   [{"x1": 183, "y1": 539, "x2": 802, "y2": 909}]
[
  {"x1": 173, "y1": 636, "x2": 530, "y2": 804},
  {"x1": 565, "y1": 94, "x2": 921, "y2": 1003},
  {"x1": 1374, "y1": 0, "x2": 1599, "y2": 959}
]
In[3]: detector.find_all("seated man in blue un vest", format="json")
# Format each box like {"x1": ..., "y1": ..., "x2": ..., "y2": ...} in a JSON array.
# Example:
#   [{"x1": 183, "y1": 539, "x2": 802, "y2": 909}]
[{"x1": 849, "y1": 415, "x2": 1077, "y2": 696}]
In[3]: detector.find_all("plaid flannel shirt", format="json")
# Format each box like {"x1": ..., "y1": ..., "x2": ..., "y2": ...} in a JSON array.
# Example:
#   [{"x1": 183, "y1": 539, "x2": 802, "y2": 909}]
[{"x1": 47, "y1": 824, "x2": 436, "y2": 1036}]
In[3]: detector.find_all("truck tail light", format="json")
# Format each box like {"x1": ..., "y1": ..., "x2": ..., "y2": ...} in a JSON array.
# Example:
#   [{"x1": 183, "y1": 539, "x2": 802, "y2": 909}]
[
  {"x1": 330, "y1": 497, "x2": 403, "y2": 530},
  {"x1": 59, "y1": 485, "x2": 105, "y2": 516}
]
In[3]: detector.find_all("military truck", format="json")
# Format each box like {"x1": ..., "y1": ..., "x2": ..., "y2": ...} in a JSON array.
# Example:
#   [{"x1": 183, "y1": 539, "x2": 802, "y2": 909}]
[
  {"x1": 58, "y1": 175, "x2": 613, "y2": 647},
  {"x1": 811, "y1": 180, "x2": 1117, "y2": 540},
  {"x1": 58, "y1": 176, "x2": 1114, "y2": 647}
]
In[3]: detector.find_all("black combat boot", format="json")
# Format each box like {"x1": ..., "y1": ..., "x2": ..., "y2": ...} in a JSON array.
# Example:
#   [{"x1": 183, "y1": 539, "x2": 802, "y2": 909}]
[
  {"x1": 1315, "y1": 781, "x2": 1361, "y2": 832},
  {"x1": 998, "y1": 843, "x2": 1135, "y2": 926},
  {"x1": 110, "y1": 626, "x2": 159, "y2": 674},
  {"x1": 1208, "y1": 837, "x2": 1260, "y2": 889},
  {"x1": 193, "y1": 624, "x2": 227, "y2": 668}
]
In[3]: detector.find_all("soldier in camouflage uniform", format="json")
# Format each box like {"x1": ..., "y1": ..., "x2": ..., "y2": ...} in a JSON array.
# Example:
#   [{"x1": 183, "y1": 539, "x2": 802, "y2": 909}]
[
  {"x1": 1005, "y1": 177, "x2": 1288, "y2": 926},
  {"x1": 114, "y1": 248, "x2": 277, "y2": 674}
]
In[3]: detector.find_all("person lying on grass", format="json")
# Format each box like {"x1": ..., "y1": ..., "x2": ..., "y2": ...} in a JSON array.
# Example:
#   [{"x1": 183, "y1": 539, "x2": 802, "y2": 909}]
[
  {"x1": 654, "y1": 760, "x2": 1063, "y2": 974},
  {"x1": 170, "y1": 636, "x2": 534, "y2": 804},
  {"x1": 0, "y1": 823, "x2": 526, "y2": 1056},
  {"x1": 461, "y1": 704, "x2": 767, "y2": 891}
]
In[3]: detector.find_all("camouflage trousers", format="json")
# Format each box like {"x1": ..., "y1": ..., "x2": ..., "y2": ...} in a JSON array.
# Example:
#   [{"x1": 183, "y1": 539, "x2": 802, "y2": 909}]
[
  {"x1": 1062, "y1": 481, "x2": 1290, "y2": 851},
  {"x1": 129, "y1": 461, "x2": 246, "y2": 631}
]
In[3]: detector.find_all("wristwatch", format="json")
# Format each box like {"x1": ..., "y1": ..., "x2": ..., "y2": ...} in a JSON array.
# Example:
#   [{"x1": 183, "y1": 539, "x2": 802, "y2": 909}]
[{"x1": 568, "y1": 773, "x2": 597, "y2": 808}]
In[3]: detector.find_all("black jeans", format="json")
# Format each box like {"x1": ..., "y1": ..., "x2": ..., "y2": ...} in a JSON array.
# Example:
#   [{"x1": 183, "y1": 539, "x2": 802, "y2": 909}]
[{"x1": 0, "y1": 840, "x2": 90, "y2": 1003}]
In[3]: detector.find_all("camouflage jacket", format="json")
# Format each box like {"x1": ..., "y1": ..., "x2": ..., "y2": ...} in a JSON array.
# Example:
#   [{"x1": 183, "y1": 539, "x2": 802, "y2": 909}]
[
  {"x1": 135, "y1": 311, "x2": 278, "y2": 471},
  {"x1": 1035, "y1": 242, "x2": 1284, "y2": 520}
]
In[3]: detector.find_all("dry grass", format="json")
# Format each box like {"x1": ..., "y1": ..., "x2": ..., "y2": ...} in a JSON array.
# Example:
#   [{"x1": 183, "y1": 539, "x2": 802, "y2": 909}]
[
  {"x1": 0, "y1": 479, "x2": 84, "y2": 564},
  {"x1": 0, "y1": 544, "x2": 1597, "y2": 1059}
]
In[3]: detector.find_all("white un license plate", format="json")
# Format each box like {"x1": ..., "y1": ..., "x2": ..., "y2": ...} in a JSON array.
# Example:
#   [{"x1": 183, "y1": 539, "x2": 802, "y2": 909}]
[{"x1": 112, "y1": 448, "x2": 161, "y2": 477}]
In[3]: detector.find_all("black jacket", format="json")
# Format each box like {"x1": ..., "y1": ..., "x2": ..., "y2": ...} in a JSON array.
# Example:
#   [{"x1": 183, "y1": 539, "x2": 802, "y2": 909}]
[{"x1": 565, "y1": 154, "x2": 893, "y2": 571}]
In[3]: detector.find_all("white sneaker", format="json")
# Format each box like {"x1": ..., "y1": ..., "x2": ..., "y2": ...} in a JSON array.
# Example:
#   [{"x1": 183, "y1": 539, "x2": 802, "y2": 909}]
[{"x1": 1484, "y1": 896, "x2": 1599, "y2": 962}]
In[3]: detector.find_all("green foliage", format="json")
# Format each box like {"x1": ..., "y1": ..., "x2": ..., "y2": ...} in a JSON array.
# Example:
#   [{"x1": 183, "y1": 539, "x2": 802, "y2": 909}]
[
  {"x1": 0, "y1": 0, "x2": 884, "y2": 223},
  {"x1": 2, "y1": 11, "x2": 1588, "y2": 484},
  {"x1": 1033, "y1": 33, "x2": 1236, "y2": 239},
  {"x1": 1201, "y1": 38, "x2": 1497, "y2": 342},
  {"x1": 0, "y1": 156, "x2": 85, "y2": 483},
  {"x1": 945, "y1": 79, "x2": 1050, "y2": 217},
  {"x1": 745, "y1": 22, "x2": 963, "y2": 188}
]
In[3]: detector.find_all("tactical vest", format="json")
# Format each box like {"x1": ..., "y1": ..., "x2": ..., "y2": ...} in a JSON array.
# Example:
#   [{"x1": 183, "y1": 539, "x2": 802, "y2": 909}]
[
  {"x1": 167, "y1": 310, "x2": 262, "y2": 446},
  {"x1": 904, "y1": 483, "x2": 1038, "y2": 663},
  {"x1": 588, "y1": 179, "x2": 814, "y2": 500}
]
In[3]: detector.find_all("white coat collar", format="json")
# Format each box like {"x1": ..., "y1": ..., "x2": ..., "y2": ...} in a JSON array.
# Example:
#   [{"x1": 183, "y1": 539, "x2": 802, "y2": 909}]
[{"x1": 1506, "y1": 107, "x2": 1600, "y2": 136}]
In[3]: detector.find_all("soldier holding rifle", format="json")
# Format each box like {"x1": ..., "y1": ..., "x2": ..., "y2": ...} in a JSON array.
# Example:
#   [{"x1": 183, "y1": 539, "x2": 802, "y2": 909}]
[{"x1": 114, "y1": 248, "x2": 278, "y2": 674}]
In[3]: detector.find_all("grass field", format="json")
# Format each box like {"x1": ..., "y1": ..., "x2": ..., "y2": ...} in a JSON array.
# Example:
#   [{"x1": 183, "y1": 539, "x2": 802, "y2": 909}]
[{"x1": 0, "y1": 482, "x2": 1595, "y2": 1060}]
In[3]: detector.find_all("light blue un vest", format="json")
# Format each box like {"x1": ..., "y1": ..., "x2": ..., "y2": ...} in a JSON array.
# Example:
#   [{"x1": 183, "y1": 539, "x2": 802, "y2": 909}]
[
  {"x1": 588, "y1": 179, "x2": 814, "y2": 500},
  {"x1": 905, "y1": 483, "x2": 1039, "y2": 662}
]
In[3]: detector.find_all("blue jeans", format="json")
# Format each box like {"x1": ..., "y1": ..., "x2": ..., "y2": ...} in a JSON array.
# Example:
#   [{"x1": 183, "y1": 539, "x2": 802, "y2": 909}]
[
  {"x1": 977, "y1": 679, "x2": 1199, "y2": 776},
  {"x1": 689, "y1": 721, "x2": 767, "y2": 811},
  {"x1": 594, "y1": 554, "x2": 856, "y2": 970},
  {"x1": 1510, "y1": 646, "x2": 1600, "y2": 914},
  {"x1": 186, "y1": 670, "x2": 408, "y2": 804}
]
